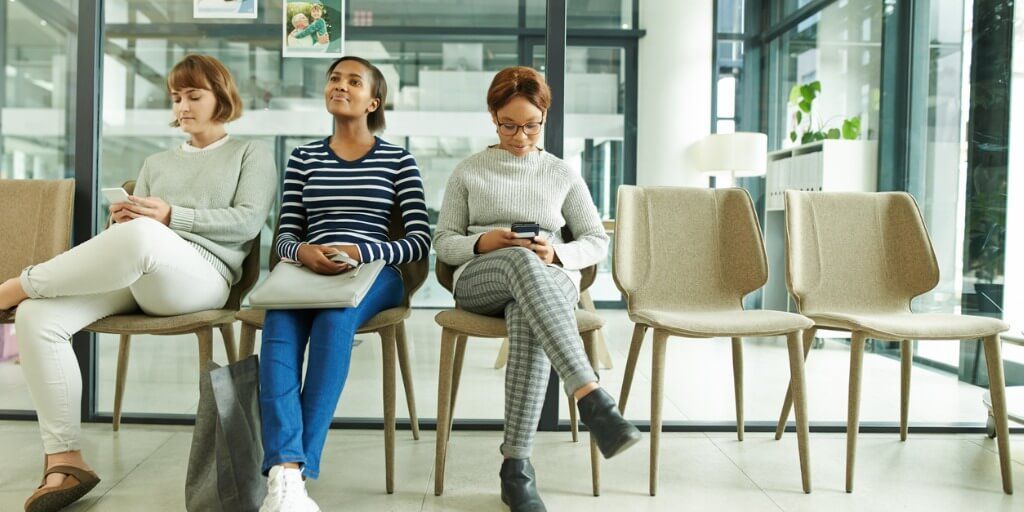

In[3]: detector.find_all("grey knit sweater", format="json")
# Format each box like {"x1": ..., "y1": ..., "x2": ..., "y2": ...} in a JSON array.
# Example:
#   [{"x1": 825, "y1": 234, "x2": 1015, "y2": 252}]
[
  {"x1": 434, "y1": 146, "x2": 609, "y2": 290},
  {"x1": 132, "y1": 138, "x2": 278, "y2": 284}
]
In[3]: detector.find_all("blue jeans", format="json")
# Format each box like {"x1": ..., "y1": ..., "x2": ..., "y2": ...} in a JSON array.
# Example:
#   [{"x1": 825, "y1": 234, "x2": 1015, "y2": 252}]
[{"x1": 259, "y1": 266, "x2": 403, "y2": 479}]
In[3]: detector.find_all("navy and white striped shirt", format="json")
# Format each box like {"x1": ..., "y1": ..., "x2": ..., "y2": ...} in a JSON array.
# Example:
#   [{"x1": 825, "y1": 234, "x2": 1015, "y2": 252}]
[{"x1": 275, "y1": 137, "x2": 432, "y2": 265}]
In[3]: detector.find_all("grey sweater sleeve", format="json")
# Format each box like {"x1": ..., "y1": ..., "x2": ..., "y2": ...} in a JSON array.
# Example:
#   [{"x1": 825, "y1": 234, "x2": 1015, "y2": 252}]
[
  {"x1": 168, "y1": 141, "x2": 277, "y2": 243},
  {"x1": 434, "y1": 169, "x2": 485, "y2": 266},
  {"x1": 552, "y1": 172, "x2": 610, "y2": 270}
]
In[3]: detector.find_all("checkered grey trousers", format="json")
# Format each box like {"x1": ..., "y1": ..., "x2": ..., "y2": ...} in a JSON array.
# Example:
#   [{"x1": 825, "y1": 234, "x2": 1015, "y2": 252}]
[{"x1": 455, "y1": 247, "x2": 598, "y2": 459}]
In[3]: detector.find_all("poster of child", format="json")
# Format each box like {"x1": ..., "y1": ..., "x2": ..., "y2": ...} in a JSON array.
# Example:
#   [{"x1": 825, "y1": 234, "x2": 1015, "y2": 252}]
[
  {"x1": 283, "y1": 1, "x2": 344, "y2": 59},
  {"x1": 194, "y1": 0, "x2": 257, "y2": 19}
]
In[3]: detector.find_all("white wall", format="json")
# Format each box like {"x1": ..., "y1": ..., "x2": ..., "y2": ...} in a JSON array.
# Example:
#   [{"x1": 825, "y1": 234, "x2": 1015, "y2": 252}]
[{"x1": 637, "y1": 0, "x2": 713, "y2": 187}]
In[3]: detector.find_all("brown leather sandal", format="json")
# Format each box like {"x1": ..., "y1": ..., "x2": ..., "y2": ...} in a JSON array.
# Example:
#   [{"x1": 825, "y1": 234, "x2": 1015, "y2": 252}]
[{"x1": 23, "y1": 465, "x2": 101, "y2": 512}]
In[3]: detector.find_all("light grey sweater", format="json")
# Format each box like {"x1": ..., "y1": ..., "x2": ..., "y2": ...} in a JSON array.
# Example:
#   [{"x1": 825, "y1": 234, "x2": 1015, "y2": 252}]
[
  {"x1": 133, "y1": 138, "x2": 278, "y2": 284},
  {"x1": 434, "y1": 147, "x2": 609, "y2": 291}
]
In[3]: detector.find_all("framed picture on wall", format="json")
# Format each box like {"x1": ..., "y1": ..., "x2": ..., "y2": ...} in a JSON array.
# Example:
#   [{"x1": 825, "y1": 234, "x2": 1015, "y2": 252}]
[
  {"x1": 283, "y1": 0, "x2": 345, "y2": 59},
  {"x1": 194, "y1": 0, "x2": 258, "y2": 19}
]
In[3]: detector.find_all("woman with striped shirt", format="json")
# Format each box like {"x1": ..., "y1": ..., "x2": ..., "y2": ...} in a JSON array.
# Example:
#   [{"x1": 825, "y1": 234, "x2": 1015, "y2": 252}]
[{"x1": 259, "y1": 56, "x2": 430, "y2": 512}]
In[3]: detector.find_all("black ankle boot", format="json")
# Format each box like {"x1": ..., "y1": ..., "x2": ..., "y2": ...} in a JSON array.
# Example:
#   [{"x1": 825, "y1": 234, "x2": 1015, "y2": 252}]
[
  {"x1": 499, "y1": 458, "x2": 546, "y2": 512},
  {"x1": 577, "y1": 387, "x2": 642, "y2": 458}
]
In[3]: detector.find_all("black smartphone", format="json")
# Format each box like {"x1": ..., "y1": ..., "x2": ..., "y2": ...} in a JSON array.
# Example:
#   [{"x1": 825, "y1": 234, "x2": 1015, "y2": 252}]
[{"x1": 511, "y1": 222, "x2": 540, "y2": 239}]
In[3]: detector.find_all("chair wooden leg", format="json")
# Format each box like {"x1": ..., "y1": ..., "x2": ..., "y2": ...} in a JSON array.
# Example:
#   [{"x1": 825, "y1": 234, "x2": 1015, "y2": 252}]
[
  {"x1": 196, "y1": 327, "x2": 214, "y2": 375},
  {"x1": 568, "y1": 392, "x2": 579, "y2": 443},
  {"x1": 113, "y1": 334, "x2": 131, "y2": 432},
  {"x1": 982, "y1": 334, "x2": 1014, "y2": 494},
  {"x1": 381, "y1": 325, "x2": 397, "y2": 494},
  {"x1": 219, "y1": 323, "x2": 237, "y2": 364},
  {"x1": 618, "y1": 323, "x2": 647, "y2": 414},
  {"x1": 434, "y1": 328, "x2": 458, "y2": 496},
  {"x1": 900, "y1": 340, "x2": 913, "y2": 442},
  {"x1": 239, "y1": 322, "x2": 258, "y2": 360},
  {"x1": 785, "y1": 331, "x2": 812, "y2": 493},
  {"x1": 731, "y1": 337, "x2": 744, "y2": 441},
  {"x1": 775, "y1": 327, "x2": 817, "y2": 440},
  {"x1": 579, "y1": 290, "x2": 612, "y2": 369},
  {"x1": 395, "y1": 322, "x2": 420, "y2": 441},
  {"x1": 493, "y1": 337, "x2": 510, "y2": 369},
  {"x1": 650, "y1": 329, "x2": 669, "y2": 497},
  {"x1": 583, "y1": 330, "x2": 601, "y2": 497},
  {"x1": 449, "y1": 335, "x2": 468, "y2": 440},
  {"x1": 846, "y1": 331, "x2": 867, "y2": 493}
]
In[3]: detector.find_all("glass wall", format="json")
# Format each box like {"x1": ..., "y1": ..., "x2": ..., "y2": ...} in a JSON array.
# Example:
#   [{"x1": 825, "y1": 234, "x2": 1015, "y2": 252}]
[
  {"x1": 0, "y1": 0, "x2": 78, "y2": 414},
  {"x1": 768, "y1": 0, "x2": 883, "y2": 150},
  {"x1": 0, "y1": 0, "x2": 77, "y2": 181},
  {"x1": 87, "y1": 0, "x2": 637, "y2": 422},
  {"x1": 907, "y1": 0, "x2": 973, "y2": 368}
]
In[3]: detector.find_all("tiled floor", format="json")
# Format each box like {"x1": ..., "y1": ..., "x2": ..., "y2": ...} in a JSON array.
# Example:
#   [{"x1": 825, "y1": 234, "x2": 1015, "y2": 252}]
[{"x1": 0, "y1": 421, "x2": 1020, "y2": 511}]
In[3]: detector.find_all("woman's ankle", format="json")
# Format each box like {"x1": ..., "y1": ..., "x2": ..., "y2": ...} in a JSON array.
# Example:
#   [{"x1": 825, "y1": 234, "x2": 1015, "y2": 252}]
[
  {"x1": 45, "y1": 450, "x2": 88, "y2": 470},
  {"x1": 572, "y1": 382, "x2": 600, "y2": 401},
  {"x1": 0, "y1": 278, "x2": 29, "y2": 309}
]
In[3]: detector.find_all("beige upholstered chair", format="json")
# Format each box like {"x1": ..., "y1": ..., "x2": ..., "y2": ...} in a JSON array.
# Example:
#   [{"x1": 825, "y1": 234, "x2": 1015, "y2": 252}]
[
  {"x1": 774, "y1": 190, "x2": 1014, "y2": 494},
  {"x1": 614, "y1": 185, "x2": 814, "y2": 495},
  {"x1": 234, "y1": 205, "x2": 427, "y2": 495},
  {"x1": 82, "y1": 181, "x2": 254, "y2": 431},
  {"x1": 0, "y1": 179, "x2": 76, "y2": 325},
  {"x1": 432, "y1": 239, "x2": 606, "y2": 497}
]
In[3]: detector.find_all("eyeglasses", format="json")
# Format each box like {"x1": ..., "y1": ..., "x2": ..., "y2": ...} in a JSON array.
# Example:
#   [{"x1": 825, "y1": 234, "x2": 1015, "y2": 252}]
[{"x1": 497, "y1": 122, "x2": 543, "y2": 136}]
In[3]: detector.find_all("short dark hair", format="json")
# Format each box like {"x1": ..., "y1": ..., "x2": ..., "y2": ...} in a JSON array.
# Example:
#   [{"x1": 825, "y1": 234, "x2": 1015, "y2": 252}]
[
  {"x1": 325, "y1": 56, "x2": 388, "y2": 133},
  {"x1": 166, "y1": 54, "x2": 243, "y2": 127}
]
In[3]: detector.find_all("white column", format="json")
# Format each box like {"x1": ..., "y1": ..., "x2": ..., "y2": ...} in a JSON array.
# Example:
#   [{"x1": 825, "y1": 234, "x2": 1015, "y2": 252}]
[{"x1": 636, "y1": 0, "x2": 713, "y2": 187}]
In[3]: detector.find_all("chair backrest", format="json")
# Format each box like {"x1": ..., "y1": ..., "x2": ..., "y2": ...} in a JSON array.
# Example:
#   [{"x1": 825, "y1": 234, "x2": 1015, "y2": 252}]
[
  {"x1": 267, "y1": 205, "x2": 429, "y2": 309},
  {"x1": 613, "y1": 185, "x2": 767, "y2": 313},
  {"x1": 120, "y1": 181, "x2": 260, "y2": 311},
  {"x1": 0, "y1": 179, "x2": 75, "y2": 282},
  {"x1": 435, "y1": 226, "x2": 598, "y2": 295},
  {"x1": 784, "y1": 190, "x2": 939, "y2": 315}
]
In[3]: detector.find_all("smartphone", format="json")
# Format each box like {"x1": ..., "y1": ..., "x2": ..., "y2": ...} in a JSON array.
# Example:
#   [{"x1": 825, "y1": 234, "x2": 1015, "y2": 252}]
[
  {"x1": 511, "y1": 222, "x2": 540, "y2": 239},
  {"x1": 329, "y1": 251, "x2": 361, "y2": 267},
  {"x1": 101, "y1": 187, "x2": 134, "y2": 205}
]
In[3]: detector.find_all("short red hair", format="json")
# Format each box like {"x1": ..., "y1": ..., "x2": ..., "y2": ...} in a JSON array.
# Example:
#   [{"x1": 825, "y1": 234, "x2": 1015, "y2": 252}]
[{"x1": 486, "y1": 66, "x2": 551, "y2": 114}]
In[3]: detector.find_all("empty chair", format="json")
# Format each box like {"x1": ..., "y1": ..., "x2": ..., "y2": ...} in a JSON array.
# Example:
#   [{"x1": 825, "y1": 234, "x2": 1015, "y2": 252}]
[
  {"x1": 774, "y1": 190, "x2": 1013, "y2": 494},
  {"x1": 614, "y1": 185, "x2": 814, "y2": 495}
]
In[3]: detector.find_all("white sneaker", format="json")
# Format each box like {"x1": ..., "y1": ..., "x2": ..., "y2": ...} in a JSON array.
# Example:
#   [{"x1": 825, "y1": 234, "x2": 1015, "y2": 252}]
[{"x1": 259, "y1": 465, "x2": 321, "y2": 512}]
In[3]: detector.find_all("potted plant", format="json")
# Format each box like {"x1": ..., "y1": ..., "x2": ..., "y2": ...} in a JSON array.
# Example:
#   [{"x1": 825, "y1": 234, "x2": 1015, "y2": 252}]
[{"x1": 788, "y1": 80, "x2": 862, "y2": 144}]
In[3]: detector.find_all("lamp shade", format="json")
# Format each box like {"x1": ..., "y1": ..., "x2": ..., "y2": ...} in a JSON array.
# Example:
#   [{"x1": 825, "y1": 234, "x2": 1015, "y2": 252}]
[{"x1": 697, "y1": 132, "x2": 768, "y2": 177}]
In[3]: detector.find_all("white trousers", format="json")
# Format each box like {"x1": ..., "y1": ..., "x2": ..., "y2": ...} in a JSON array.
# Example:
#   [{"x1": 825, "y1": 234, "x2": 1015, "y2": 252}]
[{"x1": 16, "y1": 217, "x2": 229, "y2": 453}]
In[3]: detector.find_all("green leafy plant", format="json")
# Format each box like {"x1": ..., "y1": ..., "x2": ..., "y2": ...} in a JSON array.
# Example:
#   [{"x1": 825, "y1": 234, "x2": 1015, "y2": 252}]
[{"x1": 788, "y1": 81, "x2": 862, "y2": 144}]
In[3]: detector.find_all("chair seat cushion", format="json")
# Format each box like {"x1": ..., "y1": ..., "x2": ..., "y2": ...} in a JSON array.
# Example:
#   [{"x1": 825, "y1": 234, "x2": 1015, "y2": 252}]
[
  {"x1": 86, "y1": 309, "x2": 236, "y2": 335},
  {"x1": 809, "y1": 312, "x2": 1009, "y2": 340},
  {"x1": 234, "y1": 307, "x2": 410, "y2": 334},
  {"x1": 435, "y1": 308, "x2": 605, "y2": 338},
  {"x1": 631, "y1": 309, "x2": 813, "y2": 338}
]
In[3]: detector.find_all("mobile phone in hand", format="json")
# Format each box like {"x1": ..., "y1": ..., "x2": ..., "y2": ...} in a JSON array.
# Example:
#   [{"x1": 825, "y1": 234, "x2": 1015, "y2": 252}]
[
  {"x1": 511, "y1": 222, "x2": 540, "y2": 239},
  {"x1": 101, "y1": 187, "x2": 134, "y2": 205},
  {"x1": 329, "y1": 251, "x2": 360, "y2": 267}
]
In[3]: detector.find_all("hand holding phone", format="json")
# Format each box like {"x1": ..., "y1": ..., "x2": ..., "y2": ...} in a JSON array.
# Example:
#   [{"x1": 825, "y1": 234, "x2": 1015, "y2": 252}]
[
  {"x1": 329, "y1": 251, "x2": 360, "y2": 268},
  {"x1": 102, "y1": 187, "x2": 135, "y2": 205},
  {"x1": 511, "y1": 222, "x2": 540, "y2": 239}
]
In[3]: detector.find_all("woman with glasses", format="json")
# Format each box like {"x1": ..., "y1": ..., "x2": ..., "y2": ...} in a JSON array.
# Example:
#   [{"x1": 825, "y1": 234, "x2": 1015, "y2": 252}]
[{"x1": 434, "y1": 66, "x2": 640, "y2": 512}]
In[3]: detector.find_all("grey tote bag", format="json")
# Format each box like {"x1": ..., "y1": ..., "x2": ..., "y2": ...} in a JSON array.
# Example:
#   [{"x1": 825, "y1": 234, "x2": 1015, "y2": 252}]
[{"x1": 186, "y1": 356, "x2": 266, "y2": 512}]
